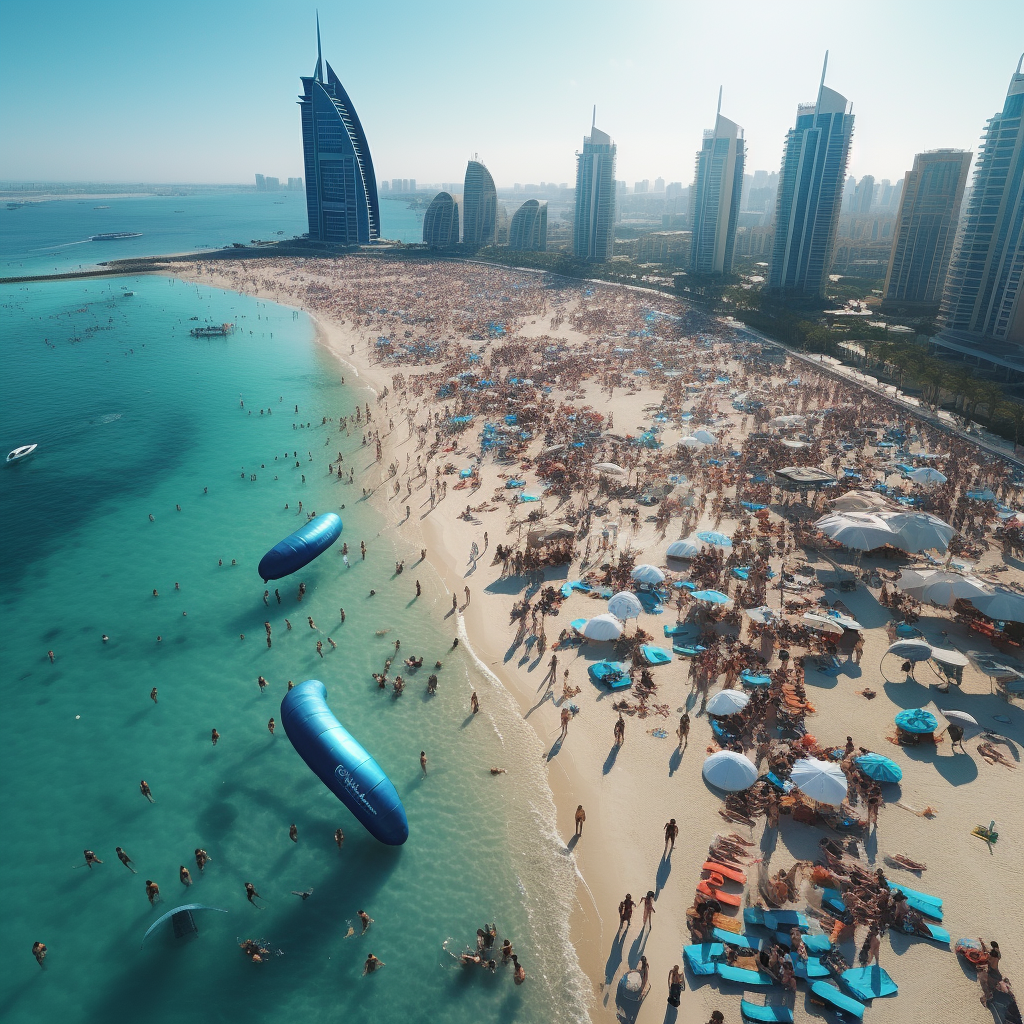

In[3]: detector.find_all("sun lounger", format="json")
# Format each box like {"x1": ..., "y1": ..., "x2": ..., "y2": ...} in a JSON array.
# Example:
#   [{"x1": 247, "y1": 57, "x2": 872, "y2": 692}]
[
  {"x1": 588, "y1": 662, "x2": 631, "y2": 690},
  {"x1": 703, "y1": 861, "x2": 747, "y2": 884},
  {"x1": 560, "y1": 580, "x2": 592, "y2": 598},
  {"x1": 697, "y1": 880, "x2": 741, "y2": 906},
  {"x1": 740, "y1": 670, "x2": 771, "y2": 687},
  {"x1": 763, "y1": 910, "x2": 808, "y2": 931},
  {"x1": 810, "y1": 981, "x2": 865, "y2": 1019},
  {"x1": 740, "y1": 1000, "x2": 793, "y2": 1023},
  {"x1": 793, "y1": 957, "x2": 830, "y2": 979},
  {"x1": 663, "y1": 623, "x2": 691, "y2": 637},
  {"x1": 776, "y1": 932, "x2": 831, "y2": 954},
  {"x1": 819, "y1": 888, "x2": 847, "y2": 916},
  {"x1": 717, "y1": 964, "x2": 777, "y2": 986},
  {"x1": 641, "y1": 645, "x2": 672, "y2": 665},
  {"x1": 673, "y1": 643, "x2": 707, "y2": 656},
  {"x1": 841, "y1": 966, "x2": 898, "y2": 999},
  {"x1": 903, "y1": 920, "x2": 949, "y2": 944},
  {"x1": 889, "y1": 882, "x2": 942, "y2": 909},
  {"x1": 744, "y1": 907, "x2": 765, "y2": 928},
  {"x1": 683, "y1": 942, "x2": 723, "y2": 976},
  {"x1": 713, "y1": 928, "x2": 762, "y2": 948}
]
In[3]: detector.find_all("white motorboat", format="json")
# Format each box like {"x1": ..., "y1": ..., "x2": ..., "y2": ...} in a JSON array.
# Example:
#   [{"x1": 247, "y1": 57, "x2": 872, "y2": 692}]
[{"x1": 6, "y1": 443, "x2": 37, "y2": 463}]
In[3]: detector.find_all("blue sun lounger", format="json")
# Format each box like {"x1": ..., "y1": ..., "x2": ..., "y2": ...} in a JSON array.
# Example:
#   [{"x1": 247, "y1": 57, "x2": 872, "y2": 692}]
[
  {"x1": 641, "y1": 645, "x2": 672, "y2": 665},
  {"x1": 841, "y1": 966, "x2": 898, "y2": 999},
  {"x1": 744, "y1": 907, "x2": 765, "y2": 928},
  {"x1": 740, "y1": 1001, "x2": 793, "y2": 1023},
  {"x1": 763, "y1": 910, "x2": 808, "y2": 931},
  {"x1": 683, "y1": 942, "x2": 723, "y2": 976},
  {"x1": 889, "y1": 882, "x2": 942, "y2": 910},
  {"x1": 819, "y1": 888, "x2": 847, "y2": 917},
  {"x1": 672, "y1": 643, "x2": 706, "y2": 657},
  {"x1": 740, "y1": 670, "x2": 771, "y2": 687},
  {"x1": 794, "y1": 957, "x2": 830, "y2": 979},
  {"x1": 713, "y1": 928, "x2": 763, "y2": 948},
  {"x1": 663, "y1": 623, "x2": 691, "y2": 637},
  {"x1": 588, "y1": 661, "x2": 630, "y2": 689},
  {"x1": 717, "y1": 964, "x2": 777, "y2": 987},
  {"x1": 560, "y1": 580, "x2": 592, "y2": 598},
  {"x1": 811, "y1": 981, "x2": 865, "y2": 1019},
  {"x1": 775, "y1": 932, "x2": 831, "y2": 954}
]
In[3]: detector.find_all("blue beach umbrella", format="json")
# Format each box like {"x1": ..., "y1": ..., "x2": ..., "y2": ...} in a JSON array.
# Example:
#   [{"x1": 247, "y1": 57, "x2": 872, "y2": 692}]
[
  {"x1": 894, "y1": 708, "x2": 938, "y2": 734},
  {"x1": 854, "y1": 753, "x2": 903, "y2": 783},
  {"x1": 696, "y1": 531, "x2": 733, "y2": 549},
  {"x1": 691, "y1": 589, "x2": 731, "y2": 605}
]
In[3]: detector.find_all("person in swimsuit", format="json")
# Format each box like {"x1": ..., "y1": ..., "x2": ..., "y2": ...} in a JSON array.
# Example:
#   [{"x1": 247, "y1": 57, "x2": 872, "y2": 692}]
[
  {"x1": 363, "y1": 953, "x2": 383, "y2": 974},
  {"x1": 116, "y1": 847, "x2": 136, "y2": 872},
  {"x1": 32, "y1": 942, "x2": 47, "y2": 967},
  {"x1": 84, "y1": 850, "x2": 103, "y2": 869},
  {"x1": 618, "y1": 893, "x2": 635, "y2": 931}
]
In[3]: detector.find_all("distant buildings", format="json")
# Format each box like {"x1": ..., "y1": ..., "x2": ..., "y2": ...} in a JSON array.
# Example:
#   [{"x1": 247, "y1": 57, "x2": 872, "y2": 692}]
[
  {"x1": 767, "y1": 57, "x2": 855, "y2": 296},
  {"x1": 573, "y1": 124, "x2": 617, "y2": 261},
  {"x1": 881, "y1": 149, "x2": 972, "y2": 314},
  {"x1": 298, "y1": 20, "x2": 380, "y2": 245},
  {"x1": 853, "y1": 175, "x2": 875, "y2": 214},
  {"x1": 508, "y1": 199, "x2": 548, "y2": 251},
  {"x1": 462, "y1": 160, "x2": 497, "y2": 247},
  {"x1": 255, "y1": 174, "x2": 264, "y2": 191},
  {"x1": 936, "y1": 59, "x2": 1024, "y2": 358},
  {"x1": 688, "y1": 96, "x2": 745, "y2": 275},
  {"x1": 388, "y1": 179, "x2": 417, "y2": 193},
  {"x1": 422, "y1": 191, "x2": 460, "y2": 248},
  {"x1": 255, "y1": 174, "x2": 293, "y2": 191},
  {"x1": 287, "y1": 177, "x2": 303, "y2": 191}
]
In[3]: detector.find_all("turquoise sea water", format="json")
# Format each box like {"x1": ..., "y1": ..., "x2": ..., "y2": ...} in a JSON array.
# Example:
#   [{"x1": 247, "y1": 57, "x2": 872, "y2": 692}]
[
  {"x1": 0, "y1": 191, "x2": 426, "y2": 276},
  {"x1": 0, "y1": 276, "x2": 584, "y2": 1024}
]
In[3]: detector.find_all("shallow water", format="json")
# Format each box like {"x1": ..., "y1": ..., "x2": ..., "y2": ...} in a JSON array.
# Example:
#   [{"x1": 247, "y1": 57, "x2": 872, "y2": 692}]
[{"x1": 0, "y1": 276, "x2": 585, "y2": 1024}]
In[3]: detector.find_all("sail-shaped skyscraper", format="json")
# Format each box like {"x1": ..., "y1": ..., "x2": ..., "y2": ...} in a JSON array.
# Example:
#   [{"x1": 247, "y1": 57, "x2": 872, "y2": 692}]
[{"x1": 298, "y1": 19, "x2": 380, "y2": 245}]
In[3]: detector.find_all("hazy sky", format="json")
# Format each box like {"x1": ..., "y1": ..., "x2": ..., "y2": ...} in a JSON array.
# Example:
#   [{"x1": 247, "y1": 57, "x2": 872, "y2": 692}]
[{"x1": 1, "y1": 0, "x2": 1021, "y2": 187}]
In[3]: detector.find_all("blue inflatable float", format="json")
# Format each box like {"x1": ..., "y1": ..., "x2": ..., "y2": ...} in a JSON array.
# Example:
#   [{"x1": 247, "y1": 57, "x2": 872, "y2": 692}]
[
  {"x1": 258, "y1": 513, "x2": 342, "y2": 582},
  {"x1": 281, "y1": 680, "x2": 408, "y2": 846}
]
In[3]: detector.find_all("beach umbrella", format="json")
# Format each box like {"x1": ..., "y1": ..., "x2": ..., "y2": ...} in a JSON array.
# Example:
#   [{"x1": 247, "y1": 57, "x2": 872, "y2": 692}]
[
  {"x1": 782, "y1": 439, "x2": 810, "y2": 448},
  {"x1": 894, "y1": 708, "x2": 938, "y2": 734},
  {"x1": 745, "y1": 605, "x2": 776, "y2": 624},
  {"x1": 702, "y1": 750, "x2": 758, "y2": 792},
  {"x1": 829, "y1": 491, "x2": 891, "y2": 512},
  {"x1": 706, "y1": 689, "x2": 750, "y2": 716},
  {"x1": 854, "y1": 753, "x2": 903, "y2": 783},
  {"x1": 696, "y1": 530, "x2": 733, "y2": 549},
  {"x1": 693, "y1": 429, "x2": 717, "y2": 445},
  {"x1": 882, "y1": 512, "x2": 955, "y2": 554},
  {"x1": 911, "y1": 573, "x2": 990, "y2": 606},
  {"x1": 966, "y1": 488, "x2": 996, "y2": 501},
  {"x1": 790, "y1": 758, "x2": 848, "y2": 806},
  {"x1": 815, "y1": 512, "x2": 896, "y2": 551},
  {"x1": 770, "y1": 414, "x2": 806, "y2": 427},
  {"x1": 593, "y1": 462, "x2": 626, "y2": 476},
  {"x1": 908, "y1": 467, "x2": 947, "y2": 486},
  {"x1": 937, "y1": 709, "x2": 982, "y2": 737},
  {"x1": 887, "y1": 639, "x2": 933, "y2": 662},
  {"x1": 582, "y1": 614, "x2": 624, "y2": 641},
  {"x1": 802, "y1": 613, "x2": 844, "y2": 635},
  {"x1": 691, "y1": 589, "x2": 731, "y2": 605},
  {"x1": 928, "y1": 646, "x2": 970, "y2": 668},
  {"x1": 666, "y1": 537, "x2": 700, "y2": 559},
  {"x1": 678, "y1": 435, "x2": 708, "y2": 449},
  {"x1": 631, "y1": 563, "x2": 666, "y2": 585},
  {"x1": 607, "y1": 591, "x2": 644, "y2": 621},
  {"x1": 970, "y1": 587, "x2": 1024, "y2": 623}
]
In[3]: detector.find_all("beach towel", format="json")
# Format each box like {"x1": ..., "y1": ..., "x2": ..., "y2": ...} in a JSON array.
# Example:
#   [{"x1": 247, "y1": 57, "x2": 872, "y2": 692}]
[
  {"x1": 793, "y1": 958, "x2": 830, "y2": 979},
  {"x1": 775, "y1": 931, "x2": 830, "y2": 953}
]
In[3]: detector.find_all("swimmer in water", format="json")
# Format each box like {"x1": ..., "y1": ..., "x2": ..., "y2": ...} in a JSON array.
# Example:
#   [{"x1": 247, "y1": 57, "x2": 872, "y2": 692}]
[
  {"x1": 289, "y1": 824, "x2": 298, "y2": 843},
  {"x1": 244, "y1": 882, "x2": 264, "y2": 907},
  {"x1": 179, "y1": 865, "x2": 192, "y2": 886},
  {"x1": 211, "y1": 728, "x2": 220, "y2": 745},
  {"x1": 195, "y1": 848, "x2": 211, "y2": 871},
  {"x1": 363, "y1": 953, "x2": 383, "y2": 974},
  {"x1": 420, "y1": 751, "x2": 427, "y2": 774},
  {"x1": 150, "y1": 687, "x2": 158, "y2": 704},
  {"x1": 334, "y1": 828, "x2": 345, "y2": 849},
  {"x1": 358, "y1": 910, "x2": 373, "y2": 934},
  {"x1": 32, "y1": 942, "x2": 47, "y2": 967},
  {"x1": 268, "y1": 717, "x2": 275, "y2": 735},
  {"x1": 116, "y1": 847, "x2": 136, "y2": 872},
  {"x1": 84, "y1": 850, "x2": 103, "y2": 869},
  {"x1": 145, "y1": 879, "x2": 160, "y2": 904},
  {"x1": 102, "y1": 634, "x2": 109, "y2": 643},
  {"x1": 140, "y1": 780, "x2": 153, "y2": 802}
]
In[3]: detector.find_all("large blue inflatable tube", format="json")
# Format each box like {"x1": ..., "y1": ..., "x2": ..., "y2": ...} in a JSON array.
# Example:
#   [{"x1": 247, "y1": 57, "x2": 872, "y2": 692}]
[
  {"x1": 258, "y1": 513, "x2": 342, "y2": 582},
  {"x1": 281, "y1": 680, "x2": 409, "y2": 846}
]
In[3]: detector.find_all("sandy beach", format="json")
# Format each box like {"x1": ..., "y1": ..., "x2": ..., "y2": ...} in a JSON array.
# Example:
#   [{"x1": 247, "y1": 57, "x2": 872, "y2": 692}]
[{"x1": 165, "y1": 254, "x2": 1024, "y2": 1024}]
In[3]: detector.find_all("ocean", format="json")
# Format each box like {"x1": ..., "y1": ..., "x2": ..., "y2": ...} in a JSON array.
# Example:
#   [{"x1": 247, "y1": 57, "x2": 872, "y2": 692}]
[
  {"x1": 0, "y1": 272, "x2": 585, "y2": 1023},
  {"x1": 0, "y1": 190, "x2": 426, "y2": 277}
]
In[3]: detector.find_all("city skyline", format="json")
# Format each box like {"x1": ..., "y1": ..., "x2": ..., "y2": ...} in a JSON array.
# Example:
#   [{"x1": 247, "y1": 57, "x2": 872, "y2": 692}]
[{"x1": 1, "y1": 1, "x2": 1021, "y2": 187}]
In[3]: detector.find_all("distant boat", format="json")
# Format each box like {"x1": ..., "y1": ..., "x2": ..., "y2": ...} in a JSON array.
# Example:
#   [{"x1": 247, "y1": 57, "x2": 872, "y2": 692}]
[
  {"x1": 91, "y1": 232, "x2": 142, "y2": 240},
  {"x1": 122, "y1": 291, "x2": 135, "y2": 297},
  {"x1": 6, "y1": 443, "x2": 37, "y2": 464},
  {"x1": 93, "y1": 205, "x2": 110, "y2": 209},
  {"x1": 190, "y1": 323, "x2": 235, "y2": 337}
]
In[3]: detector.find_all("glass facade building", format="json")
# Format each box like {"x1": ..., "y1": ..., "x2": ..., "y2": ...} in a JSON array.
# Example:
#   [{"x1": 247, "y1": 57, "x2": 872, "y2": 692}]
[
  {"x1": 462, "y1": 160, "x2": 497, "y2": 247},
  {"x1": 573, "y1": 126, "x2": 616, "y2": 261},
  {"x1": 768, "y1": 71, "x2": 854, "y2": 296},
  {"x1": 508, "y1": 199, "x2": 547, "y2": 251},
  {"x1": 298, "y1": 23, "x2": 380, "y2": 245},
  {"x1": 422, "y1": 191, "x2": 460, "y2": 248},
  {"x1": 881, "y1": 150, "x2": 972, "y2": 314},
  {"x1": 689, "y1": 109, "x2": 745, "y2": 276},
  {"x1": 937, "y1": 62, "x2": 1024, "y2": 349}
]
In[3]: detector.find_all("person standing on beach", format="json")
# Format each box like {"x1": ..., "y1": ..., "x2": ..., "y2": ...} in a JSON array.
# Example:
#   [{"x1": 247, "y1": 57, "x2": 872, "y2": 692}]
[
  {"x1": 613, "y1": 714, "x2": 625, "y2": 746},
  {"x1": 559, "y1": 706, "x2": 571, "y2": 740},
  {"x1": 617, "y1": 893, "x2": 635, "y2": 931},
  {"x1": 640, "y1": 891, "x2": 656, "y2": 930},
  {"x1": 677, "y1": 713, "x2": 689, "y2": 748},
  {"x1": 664, "y1": 819, "x2": 679, "y2": 854},
  {"x1": 575, "y1": 805, "x2": 586, "y2": 836},
  {"x1": 667, "y1": 964, "x2": 682, "y2": 1007}
]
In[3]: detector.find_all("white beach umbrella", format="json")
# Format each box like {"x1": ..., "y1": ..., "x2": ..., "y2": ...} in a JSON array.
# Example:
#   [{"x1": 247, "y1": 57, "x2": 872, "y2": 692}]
[
  {"x1": 937, "y1": 709, "x2": 982, "y2": 737},
  {"x1": 908, "y1": 467, "x2": 947, "y2": 486},
  {"x1": 970, "y1": 588, "x2": 1024, "y2": 623},
  {"x1": 678, "y1": 436, "x2": 707, "y2": 449},
  {"x1": 782, "y1": 439, "x2": 810, "y2": 448},
  {"x1": 929, "y1": 647, "x2": 970, "y2": 668},
  {"x1": 887, "y1": 638, "x2": 933, "y2": 662},
  {"x1": 702, "y1": 751, "x2": 758, "y2": 792},
  {"x1": 790, "y1": 757, "x2": 848, "y2": 806},
  {"x1": 882, "y1": 512, "x2": 956, "y2": 554},
  {"x1": 894, "y1": 568, "x2": 937, "y2": 592},
  {"x1": 802, "y1": 613, "x2": 844, "y2": 635},
  {"x1": 666, "y1": 537, "x2": 700, "y2": 559},
  {"x1": 770, "y1": 414, "x2": 806, "y2": 427},
  {"x1": 607, "y1": 591, "x2": 644, "y2": 621},
  {"x1": 706, "y1": 689, "x2": 751, "y2": 716},
  {"x1": 745, "y1": 605, "x2": 776, "y2": 624},
  {"x1": 911, "y1": 573, "x2": 990, "y2": 606},
  {"x1": 631, "y1": 563, "x2": 666, "y2": 585},
  {"x1": 693, "y1": 429, "x2": 717, "y2": 445},
  {"x1": 593, "y1": 462, "x2": 626, "y2": 476},
  {"x1": 815, "y1": 511, "x2": 897, "y2": 551},
  {"x1": 582, "y1": 614, "x2": 624, "y2": 641}
]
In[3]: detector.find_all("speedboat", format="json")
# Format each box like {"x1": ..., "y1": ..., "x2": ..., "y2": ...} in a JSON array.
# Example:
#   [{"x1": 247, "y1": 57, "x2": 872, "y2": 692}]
[{"x1": 6, "y1": 443, "x2": 37, "y2": 463}]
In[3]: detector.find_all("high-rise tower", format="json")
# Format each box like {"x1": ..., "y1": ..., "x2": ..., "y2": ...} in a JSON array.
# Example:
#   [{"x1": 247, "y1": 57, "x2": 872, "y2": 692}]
[
  {"x1": 573, "y1": 116, "x2": 617, "y2": 262},
  {"x1": 689, "y1": 90, "x2": 745, "y2": 276},
  {"x1": 767, "y1": 55, "x2": 855, "y2": 296},
  {"x1": 462, "y1": 160, "x2": 497, "y2": 247},
  {"x1": 298, "y1": 18, "x2": 380, "y2": 245},
  {"x1": 881, "y1": 150, "x2": 972, "y2": 315},
  {"x1": 422, "y1": 192, "x2": 460, "y2": 248},
  {"x1": 937, "y1": 58, "x2": 1024, "y2": 353},
  {"x1": 509, "y1": 199, "x2": 548, "y2": 251}
]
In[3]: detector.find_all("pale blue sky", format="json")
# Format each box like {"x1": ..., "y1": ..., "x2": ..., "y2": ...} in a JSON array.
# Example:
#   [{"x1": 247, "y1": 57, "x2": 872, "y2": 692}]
[{"x1": 1, "y1": 0, "x2": 1021, "y2": 187}]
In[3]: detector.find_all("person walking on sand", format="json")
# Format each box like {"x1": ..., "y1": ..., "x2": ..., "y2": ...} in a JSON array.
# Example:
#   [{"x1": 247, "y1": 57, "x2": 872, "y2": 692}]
[
  {"x1": 853, "y1": 635, "x2": 864, "y2": 664},
  {"x1": 664, "y1": 818, "x2": 679, "y2": 854},
  {"x1": 667, "y1": 964, "x2": 683, "y2": 1007},
  {"x1": 640, "y1": 891, "x2": 656, "y2": 930},
  {"x1": 617, "y1": 893, "x2": 635, "y2": 932},
  {"x1": 559, "y1": 705, "x2": 571, "y2": 740},
  {"x1": 613, "y1": 714, "x2": 625, "y2": 746},
  {"x1": 575, "y1": 805, "x2": 586, "y2": 837}
]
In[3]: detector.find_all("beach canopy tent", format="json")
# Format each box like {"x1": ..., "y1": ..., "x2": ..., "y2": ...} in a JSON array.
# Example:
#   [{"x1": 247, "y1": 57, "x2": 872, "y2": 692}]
[
  {"x1": 678, "y1": 435, "x2": 709, "y2": 449},
  {"x1": 770, "y1": 414, "x2": 806, "y2": 427},
  {"x1": 702, "y1": 751, "x2": 758, "y2": 792},
  {"x1": 854, "y1": 753, "x2": 903, "y2": 783},
  {"x1": 896, "y1": 569, "x2": 990, "y2": 605},
  {"x1": 581, "y1": 614, "x2": 624, "y2": 641},
  {"x1": 693, "y1": 429, "x2": 717, "y2": 445},
  {"x1": 631, "y1": 564, "x2": 666, "y2": 585},
  {"x1": 142, "y1": 905, "x2": 227, "y2": 945},
  {"x1": 692, "y1": 589, "x2": 731, "y2": 606},
  {"x1": 894, "y1": 708, "x2": 938, "y2": 734},
  {"x1": 815, "y1": 512, "x2": 897, "y2": 551},
  {"x1": 970, "y1": 587, "x2": 1024, "y2": 623},
  {"x1": 907, "y1": 467, "x2": 947, "y2": 486},
  {"x1": 790, "y1": 758, "x2": 848, "y2": 806},
  {"x1": 696, "y1": 530, "x2": 733, "y2": 549},
  {"x1": 666, "y1": 537, "x2": 700, "y2": 559},
  {"x1": 706, "y1": 689, "x2": 750, "y2": 716},
  {"x1": 829, "y1": 490, "x2": 892, "y2": 513},
  {"x1": 928, "y1": 646, "x2": 970, "y2": 668},
  {"x1": 775, "y1": 466, "x2": 838, "y2": 492},
  {"x1": 593, "y1": 462, "x2": 626, "y2": 476},
  {"x1": 607, "y1": 592, "x2": 644, "y2": 621},
  {"x1": 887, "y1": 638, "x2": 933, "y2": 662},
  {"x1": 883, "y1": 512, "x2": 955, "y2": 554},
  {"x1": 745, "y1": 605, "x2": 777, "y2": 625},
  {"x1": 802, "y1": 613, "x2": 844, "y2": 635}
]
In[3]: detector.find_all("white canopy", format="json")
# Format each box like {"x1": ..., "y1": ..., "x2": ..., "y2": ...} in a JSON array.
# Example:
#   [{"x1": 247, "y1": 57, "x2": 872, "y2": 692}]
[
  {"x1": 745, "y1": 605, "x2": 777, "y2": 624},
  {"x1": 607, "y1": 592, "x2": 644, "y2": 620},
  {"x1": 898, "y1": 569, "x2": 990, "y2": 606},
  {"x1": 582, "y1": 614, "x2": 624, "y2": 641},
  {"x1": 884, "y1": 512, "x2": 956, "y2": 554},
  {"x1": 666, "y1": 537, "x2": 700, "y2": 559},
  {"x1": 790, "y1": 757, "x2": 848, "y2": 806},
  {"x1": 702, "y1": 751, "x2": 758, "y2": 792},
  {"x1": 593, "y1": 462, "x2": 626, "y2": 476},
  {"x1": 631, "y1": 563, "x2": 666, "y2": 585},
  {"x1": 970, "y1": 588, "x2": 1024, "y2": 623},
  {"x1": 706, "y1": 689, "x2": 751, "y2": 716},
  {"x1": 815, "y1": 511, "x2": 897, "y2": 551},
  {"x1": 907, "y1": 467, "x2": 947, "y2": 486},
  {"x1": 678, "y1": 436, "x2": 708, "y2": 449}
]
